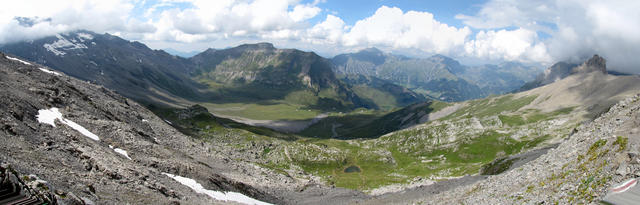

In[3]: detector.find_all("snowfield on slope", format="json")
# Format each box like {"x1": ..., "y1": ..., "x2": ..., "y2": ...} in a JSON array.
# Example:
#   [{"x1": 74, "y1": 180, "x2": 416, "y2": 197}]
[
  {"x1": 38, "y1": 68, "x2": 62, "y2": 76},
  {"x1": 36, "y1": 108, "x2": 100, "y2": 141},
  {"x1": 109, "y1": 145, "x2": 132, "y2": 160},
  {"x1": 5, "y1": 56, "x2": 31, "y2": 65},
  {"x1": 43, "y1": 34, "x2": 89, "y2": 56},
  {"x1": 163, "y1": 173, "x2": 272, "y2": 205}
]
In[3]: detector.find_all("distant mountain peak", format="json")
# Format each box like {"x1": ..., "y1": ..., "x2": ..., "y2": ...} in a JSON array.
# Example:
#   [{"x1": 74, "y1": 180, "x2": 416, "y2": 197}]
[
  {"x1": 358, "y1": 47, "x2": 383, "y2": 55},
  {"x1": 430, "y1": 54, "x2": 451, "y2": 59},
  {"x1": 236, "y1": 42, "x2": 275, "y2": 50},
  {"x1": 576, "y1": 54, "x2": 607, "y2": 74},
  {"x1": 518, "y1": 54, "x2": 608, "y2": 92},
  {"x1": 429, "y1": 54, "x2": 465, "y2": 74},
  {"x1": 41, "y1": 31, "x2": 96, "y2": 56}
]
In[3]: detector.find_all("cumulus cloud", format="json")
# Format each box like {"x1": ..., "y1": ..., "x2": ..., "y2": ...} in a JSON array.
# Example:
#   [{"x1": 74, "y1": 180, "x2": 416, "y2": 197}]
[
  {"x1": 464, "y1": 28, "x2": 551, "y2": 63},
  {"x1": 143, "y1": 0, "x2": 321, "y2": 43},
  {"x1": 306, "y1": 15, "x2": 346, "y2": 44},
  {"x1": 458, "y1": 0, "x2": 640, "y2": 73},
  {"x1": 289, "y1": 4, "x2": 321, "y2": 22},
  {"x1": 0, "y1": 0, "x2": 139, "y2": 44},
  {"x1": 302, "y1": 6, "x2": 551, "y2": 64},
  {"x1": 305, "y1": 6, "x2": 472, "y2": 55},
  {"x1": 0, "y1": 0, "x2": 321, "y2": 45}
]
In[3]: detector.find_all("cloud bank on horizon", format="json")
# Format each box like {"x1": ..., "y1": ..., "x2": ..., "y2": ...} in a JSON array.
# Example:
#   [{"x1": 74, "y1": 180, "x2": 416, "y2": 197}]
[{"x1": 1, "y1": 0, "x2": 639, "y2": 73}]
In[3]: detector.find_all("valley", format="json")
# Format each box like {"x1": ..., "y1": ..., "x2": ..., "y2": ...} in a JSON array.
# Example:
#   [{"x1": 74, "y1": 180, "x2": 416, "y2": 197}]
[{"x1": 160, "y1": 92, "x2": 580, "y2": 193}]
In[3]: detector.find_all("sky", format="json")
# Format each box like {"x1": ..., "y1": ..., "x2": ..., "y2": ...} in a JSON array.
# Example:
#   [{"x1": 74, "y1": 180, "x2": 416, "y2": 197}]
[{"x1": 1, "y1": 0, "x2": 639, "y2": 73}]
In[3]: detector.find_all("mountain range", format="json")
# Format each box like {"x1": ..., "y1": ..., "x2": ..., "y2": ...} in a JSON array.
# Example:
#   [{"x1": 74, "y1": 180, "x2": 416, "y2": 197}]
[
  {"x1": 0, "y1": 32, "x2": 199, "y2": 106},
  {"x1": 332, "y1": 48, "x2": 541, "y2": 101},
  {"x1": 0, "y1": 31, "x2": 542, "y2": 112}
]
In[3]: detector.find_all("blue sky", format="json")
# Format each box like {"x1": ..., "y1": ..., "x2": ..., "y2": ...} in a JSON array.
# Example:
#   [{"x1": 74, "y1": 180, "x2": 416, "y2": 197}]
[{"x1": 2, "y1": 0, "x2": 640, "y2": 73}]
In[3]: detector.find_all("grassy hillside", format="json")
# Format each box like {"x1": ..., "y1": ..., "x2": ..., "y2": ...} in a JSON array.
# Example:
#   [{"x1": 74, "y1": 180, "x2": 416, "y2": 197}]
[
  {"x1": 190, "y1": 43, "x2": 367, "y2": 112},
  {"x1": 272, "y1": 94, "x2": 580, "y2": 191},
  {"x1": 158, "y1": 92, "x2": 582, "y2": 192}
]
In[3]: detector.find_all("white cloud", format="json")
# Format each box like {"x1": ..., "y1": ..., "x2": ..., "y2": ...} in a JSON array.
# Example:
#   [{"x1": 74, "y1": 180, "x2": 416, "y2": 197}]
[
  {"x1": 305, "y1": 6, "x2": 471, "y2": 56},
  {"x1": 458, "y1": 0, "x2": 640, "y2": 73},
  {"x1": 343, "y1": 6, "x2": 471, "y2": 54},
  {"x1": 306, "y1": 15, "x2": 346, "y2": 44},
  {"x1": 289, "y1": 4, "x2": 321, "y2": 22},
  {"x1": 143, "y1": 0, "x2": 321, "y2": 43},
  {"x1": 0, "y1": 0, "x2": 138, "y2": 44},
  {"x1": 464, "y1": 28, "x2": 551, "y2": 63}
]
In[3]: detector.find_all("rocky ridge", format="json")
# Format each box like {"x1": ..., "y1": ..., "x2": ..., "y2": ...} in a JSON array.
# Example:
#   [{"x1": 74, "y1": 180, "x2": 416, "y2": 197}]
[
  {"x1": 405, "y1": 93, "x2": 640, "y2": 204},
  {"x1": 519, "y1": 55, "x2": 607, "y2": 91}
]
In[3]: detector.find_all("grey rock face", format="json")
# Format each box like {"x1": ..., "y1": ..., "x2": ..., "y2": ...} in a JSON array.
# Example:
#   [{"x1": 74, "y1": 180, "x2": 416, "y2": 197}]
[
  {"x1": 520, "y1": 54, "x2": 608, "y2": 91},
  {"x1": 0, "y1": 31, "x2": 200, "y2": 106},
  {"x1": 575, "y1": 54, "x2": 607, "y2": 74}
]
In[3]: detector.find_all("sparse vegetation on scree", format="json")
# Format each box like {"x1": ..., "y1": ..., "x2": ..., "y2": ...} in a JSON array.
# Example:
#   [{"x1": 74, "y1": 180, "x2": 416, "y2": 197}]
[{"x1": 157, "y1": 93, "x2": 580, "y2": 191}]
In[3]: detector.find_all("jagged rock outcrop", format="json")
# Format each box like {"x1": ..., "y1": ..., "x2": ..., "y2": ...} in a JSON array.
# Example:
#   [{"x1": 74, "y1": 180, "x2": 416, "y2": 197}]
[
  {"x1": 519, "y1": 55, "x2": 607, "y2": 91},
  {"x1": 574, "y1": 54, "x2": 607, "y2": 74}
]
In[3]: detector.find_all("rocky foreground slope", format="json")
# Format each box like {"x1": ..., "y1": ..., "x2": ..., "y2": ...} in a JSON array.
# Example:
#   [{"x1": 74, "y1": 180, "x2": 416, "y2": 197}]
[{"x1": 0, "y1": 53, "x2": 371, "y2": 204}]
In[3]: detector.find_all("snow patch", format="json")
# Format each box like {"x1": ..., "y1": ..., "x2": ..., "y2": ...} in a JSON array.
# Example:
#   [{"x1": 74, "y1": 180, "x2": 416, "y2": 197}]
[
  {"x1": 5, "y1": 56, "x2": 31, "y2": 65},
  {"x1": 113, "y1": 148, "x2": 132, "y2": 160},
  {"x1": 36, "y1": 108, "x2": 100, "y2": 141},
  {"x1": 162, "y1": 173, "x2": 271, "y2": 205},
  {"x1": 43, "y1": 34, "x2": 88, "y2": 56},
  {"x1": 38, "y1": 68, "x2": 61, "y2": 76},
  {"x1": 164, "y1": 119, "x2": 172, "y2": 125},
  {"x1": 60, "y1": 118, "x2": 100, "y2": 141},
  {"x1": 36, "y1": 108, "x2": 62, "y2": 127},
  {"x1": 77, "y1": 33, "x2": 93, "y2": 41}
]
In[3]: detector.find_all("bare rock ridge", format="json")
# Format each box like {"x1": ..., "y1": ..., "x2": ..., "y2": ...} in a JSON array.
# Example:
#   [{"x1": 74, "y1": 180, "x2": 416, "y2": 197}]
[
  {"x1": 519, "y1": 54, "x2": 607, "y2": 91},
  {"x1": 573, "y1": 54, "x2": 607, "y2": 74}
]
